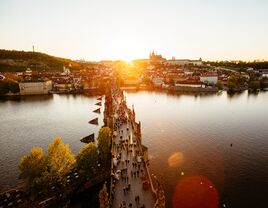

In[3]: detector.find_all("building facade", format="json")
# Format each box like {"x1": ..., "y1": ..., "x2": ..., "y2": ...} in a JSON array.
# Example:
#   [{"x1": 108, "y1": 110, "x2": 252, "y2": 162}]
[
  {"x1": 167, "y1": 58, "x2": 202, "y2": 66},
  {"x1": 175, "y1": 80, "x2": 204, "y2": 88},
  {"x1": 19, "y1": 79, "x2": 52, "y2": 95},
  {"x1": 200, "y1": 73, "x2": 218, "y2": 84}
]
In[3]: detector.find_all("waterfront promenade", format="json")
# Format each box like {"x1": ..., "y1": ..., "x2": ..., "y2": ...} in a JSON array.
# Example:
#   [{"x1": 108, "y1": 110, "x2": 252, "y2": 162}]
[{"x1": 109, "y1": 88, "x2": 157, "y2": 208}]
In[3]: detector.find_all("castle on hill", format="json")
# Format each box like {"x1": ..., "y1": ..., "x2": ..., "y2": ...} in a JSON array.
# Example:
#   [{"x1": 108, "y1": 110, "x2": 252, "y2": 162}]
[{"x1": 149, "y1": 50, "x2": 202, "y2": 66}]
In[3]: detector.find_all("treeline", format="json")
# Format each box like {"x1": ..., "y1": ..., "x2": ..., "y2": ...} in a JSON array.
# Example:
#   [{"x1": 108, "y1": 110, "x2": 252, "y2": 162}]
[
  {"x1": 18, "y1": 127, "x2": 111, "y2": 203},
  {"x1": 206, "y1": 61, "x2": 268, "y2": 71},
  {"x1": 227, "y1": 75, "x2": 268, "y2": 92},
  {"x1": 0, "y1": 49, "x2": 80, "y2": 72},
  {"x1": 0, "y1": 79, "x2": 20, "y2": 94}
]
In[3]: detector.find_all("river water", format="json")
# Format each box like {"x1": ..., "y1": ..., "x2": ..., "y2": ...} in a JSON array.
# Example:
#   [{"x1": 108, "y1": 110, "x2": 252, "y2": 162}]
[
  {"x1": 0, "y1": 91, "x2": 268, "y2": 208},
  {"x1": 0, "y1": 94, "x2": 104, "y2": 192},
  {"x1": 124, "y1": 90, "x2": 268, "y2": 208}
]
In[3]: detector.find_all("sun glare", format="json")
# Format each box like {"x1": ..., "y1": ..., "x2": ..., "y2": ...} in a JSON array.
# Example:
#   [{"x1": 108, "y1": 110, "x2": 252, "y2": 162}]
[{"x1": 105, "y1": 33, "x2": 146, "y2": 61}]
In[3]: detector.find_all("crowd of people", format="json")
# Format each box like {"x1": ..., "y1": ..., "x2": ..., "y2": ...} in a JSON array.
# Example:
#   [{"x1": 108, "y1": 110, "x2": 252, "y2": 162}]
[{"x1": 109, "y1": 87, "x2": 151, "y2": 208}]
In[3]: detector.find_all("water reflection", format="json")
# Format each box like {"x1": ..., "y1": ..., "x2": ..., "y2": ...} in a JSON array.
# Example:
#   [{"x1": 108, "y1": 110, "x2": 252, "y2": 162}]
[
  {"x1": 0, "y1": 95, "x2": 53, "y2": 102},
  {"x1": 124, "y1": 90, "x2": 268, "y2": 208},
  {"x1": 226, "y1": 91, "x2": 245, "y2": 99}
]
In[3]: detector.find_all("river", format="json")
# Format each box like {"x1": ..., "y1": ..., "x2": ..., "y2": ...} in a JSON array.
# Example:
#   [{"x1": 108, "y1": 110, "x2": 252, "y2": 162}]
[
  {"x1": 0, "y1": 91, "x2": 268, "y2": 208},
  {"x1": 124, "y1": 90, "x2": 268, "y2": 208},
  {"x1": 0, "y1": 94, "x2": 104, "y2": 192}
]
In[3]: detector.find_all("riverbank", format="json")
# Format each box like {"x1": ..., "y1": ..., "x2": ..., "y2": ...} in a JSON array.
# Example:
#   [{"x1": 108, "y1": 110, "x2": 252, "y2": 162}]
[
  {"x1": 0, "y1": 88, "x2": 102, "y2": 97},
  {"x1": 2, "y1": 84, "x2": 268, "y2": 99}
]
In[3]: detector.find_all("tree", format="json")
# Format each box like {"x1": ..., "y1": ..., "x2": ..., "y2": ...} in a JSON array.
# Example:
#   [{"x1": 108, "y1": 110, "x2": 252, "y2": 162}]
[
  {"x1": 0, "y1": 81, "x2": 9, "y2": 94},
  {"x1": 8, "y1": 79, "x2": 20, "y2": 93},
  {"x1": 260, "y1": 78, "x2": 268, "y2": 90},
  {"x1": 227, "y1": 80, "x2": 236, "y2": 92},
  {"x1": 248, "y1": 80, "x2": 260, "y2": 91},
  {"x1": 18, "y1": 147, "x2": 48, "y2": 190},
  {"x1": 76, "y1": 142, "x2": 98, "y2": 179},
  {"x1": 216, "y1": 82, "x2": 223, "y2": 90},
  {"x1": 227, "y1": 75, "x2": 246, "y2": 92},
  {"x1": 99, "y1": 182, "x2": 109, "y2": 208},
  {"x1": 0, "y1": 79, "x2": 19, "y2": 94},
  {"x1": 18, "y1": 138, "x2": 76, "y2": 196},
  {"x1": 47, "y1": 137, "x2": 75, "y2": 181},
  {"x1": 97, "y1": 127, "x2": 112, "y2": 168},
  {"x1": 97, "y1": 127, "x2": 111, "y2": 155}
]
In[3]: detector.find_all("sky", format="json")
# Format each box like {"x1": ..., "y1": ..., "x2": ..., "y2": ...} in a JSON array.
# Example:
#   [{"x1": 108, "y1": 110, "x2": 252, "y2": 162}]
[{"x1": 0, "y1": 0, "x2": 268, "y2": 61}]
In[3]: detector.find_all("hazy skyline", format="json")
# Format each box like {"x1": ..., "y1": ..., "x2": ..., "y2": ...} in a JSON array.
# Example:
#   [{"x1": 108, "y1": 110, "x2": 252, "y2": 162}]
[{"x1": 0, "y1": 0, "x2": 268, "y2": 61}]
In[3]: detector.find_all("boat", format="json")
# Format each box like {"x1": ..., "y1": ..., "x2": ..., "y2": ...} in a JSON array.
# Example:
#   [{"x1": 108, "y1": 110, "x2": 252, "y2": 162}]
[{"x1": 80, "y1": 133, "x2": 94, "y2": 143}]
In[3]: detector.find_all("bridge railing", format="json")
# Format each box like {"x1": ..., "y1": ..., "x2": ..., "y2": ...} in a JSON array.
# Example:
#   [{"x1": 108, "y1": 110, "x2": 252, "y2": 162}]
[{"x1": 128, "y1": 111, "x2": 157, "y2": 196}]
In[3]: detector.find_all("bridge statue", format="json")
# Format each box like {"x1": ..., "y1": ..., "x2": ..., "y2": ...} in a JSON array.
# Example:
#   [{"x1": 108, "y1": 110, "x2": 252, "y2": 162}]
[
  {"x1": 154, "y1": 175, "x2": 166, "y2": 208},
  {"x1": 99, "y1": 182, "x2": 109, "y2": 208}
]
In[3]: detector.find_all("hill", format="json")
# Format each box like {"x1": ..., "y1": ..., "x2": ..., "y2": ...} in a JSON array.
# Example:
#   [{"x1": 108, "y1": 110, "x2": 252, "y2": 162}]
[{"x1": 0, "y1": 49, "x2": 80, "y2": 72}]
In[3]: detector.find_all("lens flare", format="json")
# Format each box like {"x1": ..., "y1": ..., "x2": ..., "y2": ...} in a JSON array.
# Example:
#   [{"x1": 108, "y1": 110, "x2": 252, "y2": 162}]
[
  {"x1": 172, "y1": 176, "x2": 219, "y2": 208},
  {"x1": 168, "y1": 152, "x2": 184, "y2": 167}
]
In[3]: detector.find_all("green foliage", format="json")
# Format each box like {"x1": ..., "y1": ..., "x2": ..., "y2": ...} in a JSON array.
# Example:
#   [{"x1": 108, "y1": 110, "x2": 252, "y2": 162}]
[
  {"x1": 18, "y1": 137, "x2": 75, "y2": 193},
  {"x1": 8, "y1": 79, "x2": 20, "y2": 93},
  {"x1": 227, "y1": 81, "x2": 236, "y2": 92},
  {"x1": 248, "y1": 80, "x2": 260, "y2": 90},
  {"x1": 205, "y1": 61, "x2": 268, "y2": 71},
  {"x1": 18, "y1": 129, "x2": 112, "y2": 196},
  {"x1": 0, "y1": 49, "x2": 81, "y2": 72},
  {"x1": 227, "y1": 75, "x2": 246, "y2": 92},
  {"x1": 216, "y1": 82, "x2": 223, "y2": 90},
  {"x1": 18, "y1": 147, "x2": 48, "y2": 190},
  {"x1": 0, "y1": 79, "x2": 19, "y2": 94},
  {"x1": 97, "y1": 127, "x2": 112, "y2": 168},
  {"x1": 260, "y1": 78, "x2": 268, "y2": 89},
  {"x1": 0, "y1": 81, "x2": 9, "y2": 94},
  {"x1": 97, "y1": 127, "x2": 111, "y2": 155},
  {"x1": 47, "y1": 137, "x2": 75, "y2": 178},
  {"x1": 76, "y1": 142, "x2": 98, "y2": 178}
]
